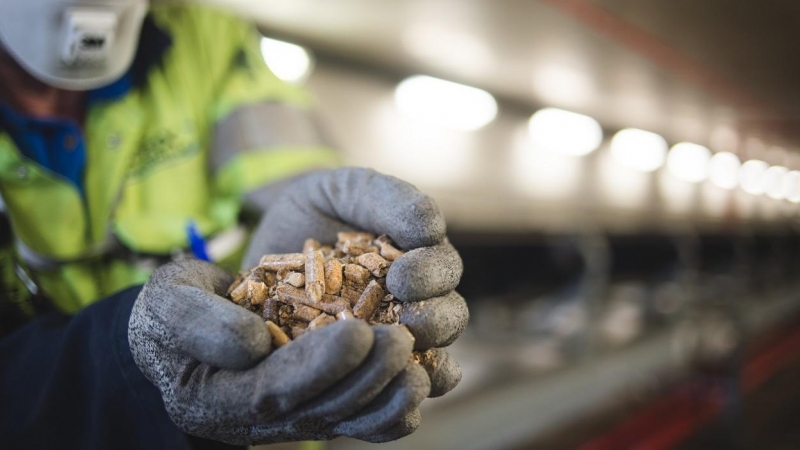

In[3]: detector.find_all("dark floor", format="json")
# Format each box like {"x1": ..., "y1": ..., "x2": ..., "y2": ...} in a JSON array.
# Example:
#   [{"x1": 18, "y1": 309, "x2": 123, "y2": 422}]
[
  {"x1": 680, "y1": 357, "x2": 800, "y2": 450},
  {"x1": 517, "y1": 328, "x2": 800, "y2": 450}
]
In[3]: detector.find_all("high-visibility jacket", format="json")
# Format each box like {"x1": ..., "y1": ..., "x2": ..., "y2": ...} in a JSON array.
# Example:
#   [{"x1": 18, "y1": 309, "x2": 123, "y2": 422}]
[{"x1": 0, "y1": 4, "x2": 338, "y2": 317}]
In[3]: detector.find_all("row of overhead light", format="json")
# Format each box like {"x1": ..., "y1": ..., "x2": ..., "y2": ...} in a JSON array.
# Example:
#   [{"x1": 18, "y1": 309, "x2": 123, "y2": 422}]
[
  {"x1": 392, "y1": 75, "x2": 800, "y2": 203},
  {"x1": 259, "y1": 36, "x2": 800, "y2": 203}
]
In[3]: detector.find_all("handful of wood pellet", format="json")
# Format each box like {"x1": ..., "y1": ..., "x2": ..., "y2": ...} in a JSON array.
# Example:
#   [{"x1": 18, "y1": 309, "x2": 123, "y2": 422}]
[{"x1": 226, "y1": 232, "x2": 406, "y2": 348}]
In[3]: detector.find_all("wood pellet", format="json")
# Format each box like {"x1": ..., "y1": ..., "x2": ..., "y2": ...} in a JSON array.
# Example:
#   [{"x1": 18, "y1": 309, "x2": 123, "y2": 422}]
[{"x1": 226, "y1": 232, "x2": 409, "y2": 347}]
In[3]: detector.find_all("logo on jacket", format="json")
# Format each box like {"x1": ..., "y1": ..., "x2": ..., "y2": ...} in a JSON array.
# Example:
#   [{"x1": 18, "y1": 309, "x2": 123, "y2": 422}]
[{"x1": 129, "y1": 122, "x2": 199, "y2": 179}]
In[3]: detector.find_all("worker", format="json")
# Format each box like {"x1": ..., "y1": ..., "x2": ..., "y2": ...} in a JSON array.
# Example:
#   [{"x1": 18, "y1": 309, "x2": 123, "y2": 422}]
[{"x1": 0, "y1": 1, "x2": 468, "y2": 449}]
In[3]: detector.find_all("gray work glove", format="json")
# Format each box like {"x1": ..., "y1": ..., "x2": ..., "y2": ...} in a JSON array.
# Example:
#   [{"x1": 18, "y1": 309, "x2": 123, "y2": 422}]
[
  {"x1": 129, "y1": 258, "x2": 430, "y2": 445},
  {"x1": 245, "y1": 167, "x2": 469, "y2": 398}
]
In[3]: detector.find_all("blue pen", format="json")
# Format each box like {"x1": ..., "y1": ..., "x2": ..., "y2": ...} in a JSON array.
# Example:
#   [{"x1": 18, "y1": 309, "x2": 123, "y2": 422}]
[{"x1": 187, "y1": 221, "x2": 211, "y2": 261}]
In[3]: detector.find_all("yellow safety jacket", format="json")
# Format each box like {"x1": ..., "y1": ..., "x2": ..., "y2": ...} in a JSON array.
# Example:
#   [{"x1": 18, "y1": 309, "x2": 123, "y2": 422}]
[{"x1": 0, "y1": 5, "x2": 338, "y2": 317}]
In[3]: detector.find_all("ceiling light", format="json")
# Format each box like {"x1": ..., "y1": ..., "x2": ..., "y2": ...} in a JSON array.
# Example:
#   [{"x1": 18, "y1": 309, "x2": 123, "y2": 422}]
[
  {"x1": 528, "y1": 108, "x2": 602, "y2": 156},
  {"x1": 260, "y1": 37, "x2": 313, "y2": 84},
  {"x1": 610, "y1": 128, "x2": 667, "y2": 172},
  {"x1": 762, "y1": 166, "x2": 789, "y2": 199},
  {"x1": 707, "y1": 152, "x2": 741, "y2": 190},
  {"x1": 783, "y1": 170, "x2": 800, "y2": 203},
  {"x1": 667, "y1": 143, "x2": 711, "y2": 183},
  {"x1": 739, "y1": 160, "x2": 768, "y2": 195},
  {"x1": 394, "y1": 75, "x2": 498, "y2": 131}
]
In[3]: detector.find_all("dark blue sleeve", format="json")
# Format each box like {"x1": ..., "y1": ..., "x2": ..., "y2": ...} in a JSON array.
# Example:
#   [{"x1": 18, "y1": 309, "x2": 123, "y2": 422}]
[{"x1": 0, "y1": 286, "x2": 240, "y2": 450}]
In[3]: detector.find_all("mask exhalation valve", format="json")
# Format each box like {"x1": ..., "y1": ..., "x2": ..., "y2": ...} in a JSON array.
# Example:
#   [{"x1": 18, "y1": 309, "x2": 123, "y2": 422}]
[{"x1": 61, "y1": 8, "x2": 118, "y2": 66}]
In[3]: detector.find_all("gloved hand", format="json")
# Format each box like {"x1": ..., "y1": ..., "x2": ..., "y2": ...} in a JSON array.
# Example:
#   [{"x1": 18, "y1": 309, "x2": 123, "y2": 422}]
[
  {"x1": 129, "y1": 258, "x2": 430, "y2": 444},
  {"x1": 245, "y1": 167, "x2": 469, "y2": 397}
]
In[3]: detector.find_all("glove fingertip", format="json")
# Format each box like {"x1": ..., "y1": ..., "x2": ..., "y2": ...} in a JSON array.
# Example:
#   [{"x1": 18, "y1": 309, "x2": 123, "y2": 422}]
[
  {"x1": 346, "y1": 168, "x2": 445, "y2": 249},
  {"x1": 400, "y1": 291, "x2": 469, "y2": 350},
  {"x1": 260, "y1": 320, "x2": 375, "y2": 414},
  {"x1": 386, "y1": 244, "x2": 462, "y2": 302},
  {"x1": 334, "y1": 363, "x2": 430, "y2": 439},
  {"x1": 162, "y1": 285, "x2": 272, "y2": 369},
  {"x1": 418, "y1": 348, "x2": 462, "y2": 398},
  {"x1": 190, "y1": 311, "x2": 272, "y2": 370},
  {"x1": 389, "y1": 195, "x2": 447, "y2": 250},
  {"x1": 142, "y1": 260, "x2": 272, "y2": 370}
]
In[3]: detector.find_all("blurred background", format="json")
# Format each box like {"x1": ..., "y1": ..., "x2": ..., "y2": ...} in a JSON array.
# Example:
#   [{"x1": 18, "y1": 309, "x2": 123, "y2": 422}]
[{"x1": 206, "y1": 0, "x2": 800, "y2": 448}]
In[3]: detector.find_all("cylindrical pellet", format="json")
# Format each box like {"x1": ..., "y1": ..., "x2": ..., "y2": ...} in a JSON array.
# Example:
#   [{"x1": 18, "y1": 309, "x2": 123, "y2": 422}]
[
  {"x1": 353, "y1": 280, "x2": 385, "y2": 320},
  {"x1": 261, "y1": 271, "x2": 277, "y2": 287},
  {"x1": 277, "y1": 285, "x2": 350, "y2": 315},
  {"x1": 229, "y1": 279, "x2": 249, "y2": 304},
  {"x1": 305, "y1": 250, "x2": 325, "y2": 302},
  {"x1": 249, "y1": 267, "x2": 266, "y2": 284},
  {"x1": 341, "y1": 240, "x2": 378, "y2": 256},
  {"x1": 344, "y1": 264, "x2": 371, "y2": 284},
  {"x1": 247, "y1": 279, "x2": 268, "y2": 305},
  {"x1": 262, "y1": 298, "x2": 280, "y2": 322},
  {"x1": 276, "y1": 284, "x2": 310, "y2": 304},
  {"x1": 291, "y1": 303, "x2": 322, "y2": 322},
  {"x1": 266, "y1": 320, "x2": 291, "y2": 347},
  {"x1": 376, "y1": 235, "x2": 404, "y2": 261},
  {"x1": 337, "y1": 232, "x2": 376, "y2": 244},
  {"x1": 303, "y1": 238, "x2": 321, "y2": 254},
  {"x1": 320, "y1": 294, "x2": 354, "y2": 313},
  {"x1": 356, "y1": 253, "x2": 390, "y2": 277},
  {"x1": 324, "y1": 259, "x2": 343, "y2": 295},
  {"x1": 308, "y1": 313, "x2": 336, "y2": 330},
  {"x1": 226, "y1": 271, "x2": 248, "y2": 296},
  {"x1": 339, "y1": 286, "x2": 363, "y2": 306},
  {"x1": 259, "y1": 253, "x2": 305, "y2": 271},
  {"x1": 284, "y1": 272, "x2": 305, "y2": 288}
]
